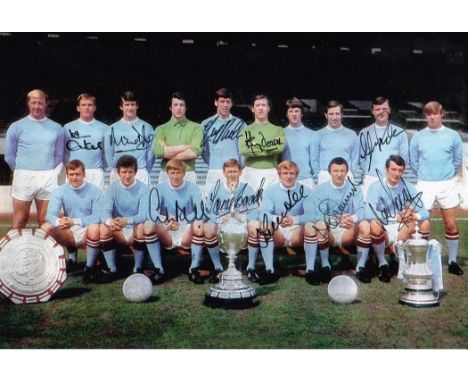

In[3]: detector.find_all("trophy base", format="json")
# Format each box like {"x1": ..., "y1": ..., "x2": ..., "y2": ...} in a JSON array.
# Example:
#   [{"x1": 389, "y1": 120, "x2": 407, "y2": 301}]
[
  {"x1": 204, "y1": 273, "x2": 260, "y2": 309},
  {"x1": 204, "y1": 294, "x2": 260, "y2": 309},
  {"x1": 399, "y1": 288, "x2": 440, "y2": 308}
]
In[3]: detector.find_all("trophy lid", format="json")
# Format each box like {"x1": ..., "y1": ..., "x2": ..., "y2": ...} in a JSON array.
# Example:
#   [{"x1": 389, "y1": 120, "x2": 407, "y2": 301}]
[{"x1": 406, "y1": 222, "x2": 428, "y2": 248}]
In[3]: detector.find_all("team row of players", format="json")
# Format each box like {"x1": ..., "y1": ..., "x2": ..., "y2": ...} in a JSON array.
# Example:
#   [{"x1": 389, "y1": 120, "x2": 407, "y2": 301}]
[
  {"x1": 6, "y1": 89, "x2": 462, "y2": 194},
  {"x1": 4, "y1": 89, "x2": 464, "y2": 283},
  {"x1": 41, "y1": 154, "x2": 447, "y2": 286}
]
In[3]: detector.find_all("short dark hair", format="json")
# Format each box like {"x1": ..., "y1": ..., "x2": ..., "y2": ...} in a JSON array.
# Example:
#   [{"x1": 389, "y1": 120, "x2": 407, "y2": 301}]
[
  {"x1": 285, "y1": 97, "x2": 303, "y2": 112},
  {"x1": 252, "y1": 94, "x2": 271, "y2": 107},
  {"x1": 116, "y1": 155, "x2": 138, "y2": 172},
  {"x1": 325, "y1": 100, "x2": 343, "y2": 113},
  {"x1": 328, "y1": 157, "x2": 349, "y2": 172},
  {"x1": 372, "y1": 96, "x2": 390, "y2": 108},
  {"x1": 385, "y1": 155, "x2": 405, "y2": 169},
  {"x1": 66, "y1": 159, "x2": 85, "y2": 174},
  {"x1": 171, "y1": 91, "x2": 186, "y2": 105},
  {"x1": 215, "y1": 87, "x2": 232, "y2": 100},
  {"x1": 120, "y1": 90, "x2": 138, "y2": 106}
]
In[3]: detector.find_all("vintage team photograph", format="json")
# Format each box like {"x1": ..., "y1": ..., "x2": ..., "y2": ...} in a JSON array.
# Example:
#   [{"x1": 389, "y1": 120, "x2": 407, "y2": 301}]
[{"x1": 0, "y1": 32, "x2": 466, "y2": 352}]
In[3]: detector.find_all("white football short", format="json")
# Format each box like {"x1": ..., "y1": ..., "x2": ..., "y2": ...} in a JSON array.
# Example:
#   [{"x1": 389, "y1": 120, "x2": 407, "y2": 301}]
[
  {"x1": 416, "y1": 179, "x2": 460, "y2": 210},
  {"x1": 240, "y1": 167, "x2": 278, "y2": 192},
  {"x1": 11, "y1": 169, "x2": 58, "y2": 201},
  {"x1": 297, "y1": 178, "x2": 315, "y2": 191},
  {"x1": 70, "y1": 225, "x2": 87, "y2": 247},
  {"x1": 121, "y1": 226, "x2": 134, "y2": 244},
  {"x1": 204, "y1": 169, "x2": 224, "y2": 197},
  {"x1": 384, "y1": 223, "x2": 400, "y2": 246},
  {"x1": 361, "y1": 175, "x2": 379, "y2": 198},
  {"x1": 167, "y1": 223, "x2": 191, "y2": 250},
  {"x1": 330, "y1": 225, "x2": 347, "y2": 248},
  {"x1": 278, "y1": 224, "x2": 300, "y2": 247}
]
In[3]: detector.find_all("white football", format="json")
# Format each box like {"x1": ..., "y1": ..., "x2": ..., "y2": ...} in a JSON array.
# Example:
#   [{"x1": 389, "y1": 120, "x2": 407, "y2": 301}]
[
  {"x1": 122, "y1": 273, "x2": 153, "y2": 302},
  {"x1": 327, "y1": 275, "x2": 359, "y2": 304}
]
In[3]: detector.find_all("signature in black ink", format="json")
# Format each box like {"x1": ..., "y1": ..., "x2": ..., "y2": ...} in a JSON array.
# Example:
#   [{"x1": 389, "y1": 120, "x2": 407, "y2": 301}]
[
  {"x1": 202, "y1": 117, "x2": 244, "y2": 146},
  {"x1": 367, "y1": 169, "x2": 423, "y2": 230},
  {"x1": 148, "y1": 187, "x2": 207, "y2": 224},
  {"x1": 317, "y1": 177, "x2": 361, "y2": 229},
  {"x1": 256, "y1": 184, "x2": 307, "y2": 246},
  {"x1": 244, "y1": 131, "x2": 282, "y2": 156},
  {"x1": 70, "y1": 130, "x2": 91, "y2": 139},
  {"x1": 66, "y1": 130, "x2": 103, "y2": 151},
  {"x1": 110, "y1": 124, "x2": 153, "y2": 153},
  {"x1": 359, "y1": 123, "x2": 404, "y2": 171},
  {"x1": 207, "y1": 179, "x2": 264, "y2": 218}
]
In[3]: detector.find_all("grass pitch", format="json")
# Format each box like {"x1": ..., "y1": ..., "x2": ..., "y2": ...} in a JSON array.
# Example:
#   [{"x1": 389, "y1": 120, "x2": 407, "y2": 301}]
[{"x1": 0, "y1": 218, "x2": 466, "y2": 349}]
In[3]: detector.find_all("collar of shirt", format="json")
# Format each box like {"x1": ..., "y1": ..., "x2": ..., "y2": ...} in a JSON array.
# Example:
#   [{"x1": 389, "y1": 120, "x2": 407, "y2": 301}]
[
  {"x1": 70, "y1": 180, "x2": 87, "y2": 190},
  {"x1": 28, "y1": 115, "x2": 47, "y2": 122},
  {"x1": 279, "y1": 182, "x2": 296, "y2": 191},
  {"x1": 384, "y1": 178, "x2": 400, "y2": 189},
  {"x1": 170, "y1": 117, "x2": 188, "y2": 127},
  {"x1": 330, "y1": 180, "x2": 346, "y2": 189},
  {"x1": 120, "y1": 179, "x2": 137, "y2": 189},
  {"x1": 120, "y1": 117, "x2": 139, "y2": 124},
  {"x1": 79, "y1": 118, "x2": 96, "y2": 125},
  {"x1": 223, "y1": 180, "x2": 240, "y2": 192},
  {"x1": 216, "y1": 114, "x2": 232, "y2": 121},
  {"x1": 325, "y1": 125, "x2": 343, "y2": 132},
  {"x1": 374, "y1": 122, "x2": 389, "y2": 129},
  {"x1": 426, "y1": 125, "x2": 446, "y2": 132},
  {"x1": 286, "y1": 124, "x2": 304, "y2": 130},
  {"x1": 169, "y1": 180, "x2": 186, "y2": 190}
]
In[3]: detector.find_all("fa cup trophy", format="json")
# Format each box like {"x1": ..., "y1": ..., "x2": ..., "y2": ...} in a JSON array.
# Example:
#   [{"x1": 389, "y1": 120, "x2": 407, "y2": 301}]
[
  {"x1": 395, "y1": 222, "x2": 442, "y2": 308},
  {"x1": 204, "y1": 184, "x2": 259, "y2": 309}
]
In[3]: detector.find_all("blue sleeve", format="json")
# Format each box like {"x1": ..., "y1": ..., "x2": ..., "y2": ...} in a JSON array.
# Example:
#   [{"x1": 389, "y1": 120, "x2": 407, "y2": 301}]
[
  {"x1": 302, "y1": 191, "x2": 317, "y2": 223},
  {"x1": 295, "y1": 187, "x2": 311, "y2": 225},
  {"x1": 100, "y1": 187, "x2": 115, "y2": 223},
  {"x1": 54, "y1": 127, "x2": 65, "y2": 168},
  {"x1": 204, "y1": 186, "x2": 217, "y2": 222},
  {"x1": 145, "y1": 125, "x2": 155, "y2": 172},
  {"x1": 310, "y1": 133, "x2": 320, "y2": 180},
  {"x1": 406, "y1": 182, "x2": 429, "y2": 220},
  {"x1": 365, "y1": 184, "x2": 379, "y2": 221},
  {"x1": 201, "y1": 123, "x2": 210, "y2": 165},
  {"x1": 46, "y1": 189, "x2": 63, "y2": 227},
  {"x1": 104, "y1": 126, "x2": 115, "y2": 169},
  {"x1": 357, "y1": 130, "x2": 365, "y2": 171},
  {"x1": 80, "y1": 189, "x2": 103, "y2": 226},
  {"x1": 4, "y1": 123, "x2": 18, "y2": 171},
  {"x1": 409, "y1": 134, "x2": 419, "y2": 173},
  {"x1": 352, "y1": 187, "x2": 366, "y2": 222},
  {"x1": 129, "y1": 187, "x2": 150, "y2": 225},
  {"x1": 63, "y1": 127, "x2": 71, "y2": 164},
  {"x1": 399, "y1": 129, "x2": 409, "y2": 167},
  {"x1": 244, "y1": 185, "x2": 259, "y2": 222},
  {"x1": 191, "y1": 185, "x2": 205, "y2": 222},
  {"x1": 350, "y1": 132, "x2": 360, "y2": 175},
  {"x1": 259, "y1": 190, "x2": 275, "y2": 225},
  {"x1": 453, "y1": 133, "x2": 463, "y2": 175}
]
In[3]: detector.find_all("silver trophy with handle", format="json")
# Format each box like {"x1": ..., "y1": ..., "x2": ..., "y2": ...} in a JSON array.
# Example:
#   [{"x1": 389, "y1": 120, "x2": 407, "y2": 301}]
[
  {"x1": 395, "y1": 222, "x2": 442, "y2": 308},
  {"x1": 204, "y1": 183, "x2": 259, "y2": 309}
]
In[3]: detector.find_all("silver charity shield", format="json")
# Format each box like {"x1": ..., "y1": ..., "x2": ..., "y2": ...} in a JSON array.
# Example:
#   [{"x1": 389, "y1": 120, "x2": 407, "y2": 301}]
[{"x1": 0, "y1": 229, "x2": 66, "y2": 304}]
